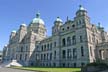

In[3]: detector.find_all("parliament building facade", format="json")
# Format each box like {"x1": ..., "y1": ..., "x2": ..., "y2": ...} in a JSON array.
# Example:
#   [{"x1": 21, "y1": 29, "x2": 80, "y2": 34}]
[{"x1": 3, "y1": 5, "x2": 108, "y2": 67}]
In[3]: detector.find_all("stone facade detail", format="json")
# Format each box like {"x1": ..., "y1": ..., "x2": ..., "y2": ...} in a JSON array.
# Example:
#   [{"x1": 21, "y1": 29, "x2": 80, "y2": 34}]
[{"x1": 3, "y1": 5, "x2": 108, "y2": 67}]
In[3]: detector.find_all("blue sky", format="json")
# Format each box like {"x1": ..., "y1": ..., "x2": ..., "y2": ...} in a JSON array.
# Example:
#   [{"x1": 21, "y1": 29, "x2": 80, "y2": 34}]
[{"x1": 0, "y1": 0, "x2": 108, "y2": 50}]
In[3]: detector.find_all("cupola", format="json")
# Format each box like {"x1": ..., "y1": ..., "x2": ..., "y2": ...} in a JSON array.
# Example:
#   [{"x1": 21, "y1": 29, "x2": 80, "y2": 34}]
[
  {"x1": 31, "y1": 12, "x2": 44, "y2": 24},
  {"x1": 76, "y1": 5, "x2": 87, "y2": 17}
]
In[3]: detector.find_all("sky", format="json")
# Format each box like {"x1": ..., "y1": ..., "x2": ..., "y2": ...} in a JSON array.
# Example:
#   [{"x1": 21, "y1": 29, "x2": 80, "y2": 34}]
[{"x1": 0, "y1": 0, "x2": 108, "y2": 51}]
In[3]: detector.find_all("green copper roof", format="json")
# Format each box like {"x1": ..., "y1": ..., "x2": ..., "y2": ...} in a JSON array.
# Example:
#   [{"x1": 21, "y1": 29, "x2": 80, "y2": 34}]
[
  {"x1": 21, "y1": 23, "x2": 26, "y2": 26},
  {"x1": 12, "y1": 30, "x2": 16, "y2": 33},
  {"x1": 79, "y1": 5, "x2": 86, "y2": 11},
  {"x1": 55, "y1": 17, "x2": 63, "y2": 22},
  {"x1": 32, "y1": 12, "x2": 44, "y2": 24}
]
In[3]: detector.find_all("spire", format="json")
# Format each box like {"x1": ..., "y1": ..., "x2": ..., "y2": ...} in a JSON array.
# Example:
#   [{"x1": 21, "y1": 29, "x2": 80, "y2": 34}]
[{"x1": 36, "y1": 11, "x2": 40, "y2": 18}]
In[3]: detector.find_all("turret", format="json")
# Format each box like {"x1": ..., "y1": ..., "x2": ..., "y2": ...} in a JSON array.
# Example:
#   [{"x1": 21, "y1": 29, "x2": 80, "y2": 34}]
[
  {"x1": 76, "y1": 5, "x2": 87, "y2": 17},
  {"x1": 10, "y1": 30, "x2": 16, "y2": 39},
  {"x1": 52, "y1": 17, "x2": 63, "y2": 35},
  {"x1": 18, "y1": 23, "x2": 27, "y2": 42},
  {"x1": 28, "y1": 12, "x2": 46, "y2": 38},
  {"x1": 74, "y1": 5, "x2": 90, "y2": 27}
]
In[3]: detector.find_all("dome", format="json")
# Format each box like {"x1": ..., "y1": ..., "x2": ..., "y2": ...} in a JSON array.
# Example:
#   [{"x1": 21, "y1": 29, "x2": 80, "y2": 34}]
[
  {"x1": 55, "y1": 17, "x2": 63, "y2": 22},
  {"x1": 11, "y1": 30, "x2": 16, "y2": 33},
  {"x1": 4, "y1": 44, "x2": 7, "y2": 47},
  {"x1": 32, "y1": 18, "x2": 44, "y2": 24},
  {"x1": 31, "y1": 12, "x2": 44, "y2": 24},
  {"x1": 21, "y1": 23, "x2": 26, "y2": 26},
  {"x1": 79, "y1": 5, "x2": 86, "y2": 11}
]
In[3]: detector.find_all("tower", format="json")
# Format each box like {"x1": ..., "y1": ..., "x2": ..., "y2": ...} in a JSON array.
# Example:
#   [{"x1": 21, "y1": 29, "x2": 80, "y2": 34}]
[
  {"x1": 74, "y1": 5, "x2": 90, "y2": 27},
  {"x1": 52, "y1": 17, "x2": 63, "y2": 35},
  {"x1": 18, "y1": 24, "x2": 27, "y2": 42},
  {"x1": 28, "y1": 12, "x2": 46, "y2": 38},
  {"x1": 10, "y1": 30, "x2": 16, "y2": 39}
]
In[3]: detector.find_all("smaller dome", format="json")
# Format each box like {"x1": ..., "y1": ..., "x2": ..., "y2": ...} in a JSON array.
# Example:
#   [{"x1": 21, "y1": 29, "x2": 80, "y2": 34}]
[
  {"x1": 79, "y1": 5, "x2": 86, "y2": 11},
  {"x1": 31, "y1": 12, "x2": 44, "y2": 24},
  {"x1": 55, "y1": 17, "x2": 63, "y2": 22},
  {"x1": 11, "y1": 30, "x2": 16, "y2": 33},
  {"x1": 21, "y1": 23, "x2": 26, "y2": 26},
  {"x1": 32, "y1": 18, "x2": 44, "y2": 24},
  {"x1": 4, "y1": 44, "x2": 7, "y2": 47}
]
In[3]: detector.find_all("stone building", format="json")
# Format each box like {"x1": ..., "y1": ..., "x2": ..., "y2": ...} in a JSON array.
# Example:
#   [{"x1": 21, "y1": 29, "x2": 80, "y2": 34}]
[
  {"x1": 3, "y1": 5, "x2": 108, "y2": 67},
  {"x1": 0, "y1": 51, "x2": 3, "y2": 63}
]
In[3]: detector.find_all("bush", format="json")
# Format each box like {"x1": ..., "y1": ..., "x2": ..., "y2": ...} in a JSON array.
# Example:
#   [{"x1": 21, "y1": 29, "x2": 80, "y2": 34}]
[{"x1": 81, "y1": 62, "x2": 108, "y2": 72}]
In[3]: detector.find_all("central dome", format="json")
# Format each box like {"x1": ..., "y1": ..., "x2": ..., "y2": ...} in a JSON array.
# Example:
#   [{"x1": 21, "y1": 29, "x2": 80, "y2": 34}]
[{"x1": 32, "y1": 12, "x2": 44, "y2": 24}]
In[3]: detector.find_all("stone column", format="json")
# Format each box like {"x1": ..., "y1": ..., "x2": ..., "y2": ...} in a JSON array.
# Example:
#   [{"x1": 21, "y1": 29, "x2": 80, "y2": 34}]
[{"x1": 101, "y1": 50, "x2": 105, "y2": 60}]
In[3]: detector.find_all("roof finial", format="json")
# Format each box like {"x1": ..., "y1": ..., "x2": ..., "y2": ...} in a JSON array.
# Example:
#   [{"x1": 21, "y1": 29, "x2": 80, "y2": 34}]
[
  {"x1": 79, "y1": 4, "x2": 85, "y2": 10},
  {"x1": 57, "y1": 16, "x2": 60, "y2": 18},
  {"x1": 67, "y1": 16, "x2": 69, "y2": 21},
  {"x1": 79, "y1": 5, "x2": 82, "y2": 8},
  {"x1": 36, "y1": 11, "x2": 40, "y2": 18},
  {"x1": 98, "y1": 22, "x2": 101, "y2": 27}
]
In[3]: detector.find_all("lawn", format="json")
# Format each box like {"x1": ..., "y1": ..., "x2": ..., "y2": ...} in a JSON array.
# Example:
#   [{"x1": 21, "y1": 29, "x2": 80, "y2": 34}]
[{"x1": 12, "y1": 67, "x2": 81, "y2": 72}]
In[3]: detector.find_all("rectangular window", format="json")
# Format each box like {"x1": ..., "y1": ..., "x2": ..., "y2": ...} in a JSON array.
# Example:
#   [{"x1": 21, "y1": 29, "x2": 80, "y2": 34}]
[
  {"x1": 41, "y1": 54, "x2": 43, "y2": 60},
  {"x1": 62, "y1": 38, "x2": 66, "y2": 46},
  {"x1": 50, "y1": 43, "x2": 52, "y2": 50},
  {"x1": 62, "y1": 50, "x2": 66, "y2": 59},
  {"x1": 67, "y1": 49, "x2": 71, "y2": 59},
  {"x1": 44, "y1": 45, "x2": 46, "y2": 51},
  {"x1": 90, "y1": 46, "x2": 92, "y2": 56},
  {"x1": 80, "y1": 36, "x2": 83, "y2": 42},
  {"x1": 47, "y1": 53, "x2": 48, "y2": 60},
  {"x1": 72, "y1": 36, "x2": 76, "y2": 45},
  {"x1": 50, "y1": 53, "x2": 52, "y2": 60},
  {"x1": 73, "y1": 48, "x2": 77, "y2": 59},
  {"x1": 41, "y1": 45, "x2": 43, "y2": 51},
  {"x1": 81, "y1": 46, "x2": 84, "y2": 56},
  {"x1": 54, "y1": 42, "x2": 56, "y2": 47},
  {"x1": 44, "y1": 54, "x2": 46, "y2": 60},
  {"x1": 54, "y1": 51, "x2": 56, "y2": 59},
  {"x1": 47, "y1": 44, "x2": 49, "y2": 50}
]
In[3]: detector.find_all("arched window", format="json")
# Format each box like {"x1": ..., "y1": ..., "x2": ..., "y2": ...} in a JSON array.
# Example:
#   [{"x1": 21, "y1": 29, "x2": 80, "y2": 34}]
[
  {"x1": 67, "y1": 37, "x2": 71, "y2": 46},
  {"x1": 67, "y1": 27, "x2": 69, "y2": 30},
  {"x1": 72, "y1": 35, "x2": 76, "y2": 45},
  {"x1": 81, "y1": 46, "x2": 84, "y2": 56},
  {"x1": 62, "y1": 38, "x2": 66, "y2": 46},
  {"x1": 72, "y1": 24, "x2": 75, "y2": 28}
]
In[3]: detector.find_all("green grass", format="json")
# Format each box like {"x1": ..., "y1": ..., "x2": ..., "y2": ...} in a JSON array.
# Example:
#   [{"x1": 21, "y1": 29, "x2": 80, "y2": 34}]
[{"x1": 12, "y1": 67, "x2": 81, "y2": 72}]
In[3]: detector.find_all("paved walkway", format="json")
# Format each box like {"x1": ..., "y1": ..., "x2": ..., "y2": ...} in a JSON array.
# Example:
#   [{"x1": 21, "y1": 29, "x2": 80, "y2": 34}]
[{"x1": 0, "y1": 67, "x2": 36, "y2": 72}]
